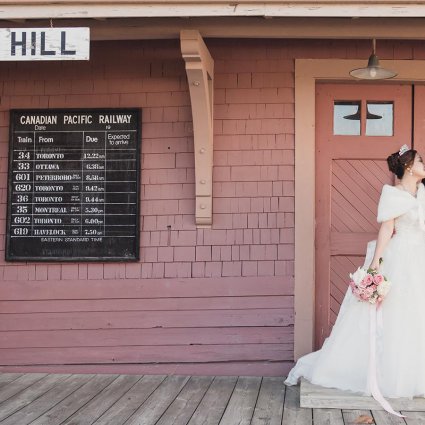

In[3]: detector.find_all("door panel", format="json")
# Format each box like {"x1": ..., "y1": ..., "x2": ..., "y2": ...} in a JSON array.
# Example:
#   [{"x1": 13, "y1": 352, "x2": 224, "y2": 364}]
[{"x1": 315, "y1": 83, "x2": 412, "y2": 349}]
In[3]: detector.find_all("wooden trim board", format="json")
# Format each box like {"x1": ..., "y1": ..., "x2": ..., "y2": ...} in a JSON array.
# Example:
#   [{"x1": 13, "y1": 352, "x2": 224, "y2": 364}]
[{"x1": 3, "y1": 3, "x2": 425, "y2": 19}]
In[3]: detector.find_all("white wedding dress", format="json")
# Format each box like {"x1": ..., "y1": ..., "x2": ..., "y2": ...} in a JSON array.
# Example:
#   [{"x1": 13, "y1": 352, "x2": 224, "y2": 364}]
[{"x1": 285, "y1": 183, "x2": 425, "y2": 399}]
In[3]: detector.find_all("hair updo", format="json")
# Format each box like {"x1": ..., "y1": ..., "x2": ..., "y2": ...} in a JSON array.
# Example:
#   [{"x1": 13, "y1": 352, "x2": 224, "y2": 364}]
[{"x1": 387, "y1": 148, "x2": 417, "y2": 179}]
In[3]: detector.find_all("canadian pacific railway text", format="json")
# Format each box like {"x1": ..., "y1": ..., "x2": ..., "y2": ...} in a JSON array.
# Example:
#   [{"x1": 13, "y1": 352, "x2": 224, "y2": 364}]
[{"x1": 20, "y1": 114, "x2": 133, "y2": 126}]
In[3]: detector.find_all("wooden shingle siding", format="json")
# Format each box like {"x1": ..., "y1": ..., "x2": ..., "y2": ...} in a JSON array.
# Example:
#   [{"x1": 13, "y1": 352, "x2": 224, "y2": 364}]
[{"x1": 0, "y1": 39, "x2": 295, "y2": 375}]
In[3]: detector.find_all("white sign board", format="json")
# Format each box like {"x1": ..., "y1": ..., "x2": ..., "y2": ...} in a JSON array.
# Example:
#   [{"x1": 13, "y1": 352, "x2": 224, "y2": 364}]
[{"x1": 0, "y1": 27, "x2": 90, "y2": 61}]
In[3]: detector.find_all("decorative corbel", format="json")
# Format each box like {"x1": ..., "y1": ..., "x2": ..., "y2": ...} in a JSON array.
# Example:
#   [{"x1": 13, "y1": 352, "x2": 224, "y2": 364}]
[{"x1": 180, "y1": 30, "x2": 214, "y2": 228}]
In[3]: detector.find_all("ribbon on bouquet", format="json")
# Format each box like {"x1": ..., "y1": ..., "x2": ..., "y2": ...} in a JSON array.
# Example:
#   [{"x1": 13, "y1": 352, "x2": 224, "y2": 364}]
[{"x1": 368, "y1": 302, "x2": 406, "y2": 418}]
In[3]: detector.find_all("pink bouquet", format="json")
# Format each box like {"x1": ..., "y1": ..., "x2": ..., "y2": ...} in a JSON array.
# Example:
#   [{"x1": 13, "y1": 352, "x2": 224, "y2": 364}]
[{"x1": 349, "y1": 261, "x2": 391, "y2": 304}]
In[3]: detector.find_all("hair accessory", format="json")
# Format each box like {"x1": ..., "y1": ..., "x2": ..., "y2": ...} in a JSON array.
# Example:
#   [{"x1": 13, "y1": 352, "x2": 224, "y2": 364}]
[{"x1": 399, "y1": 144, "x2": 409, "y2": 156}]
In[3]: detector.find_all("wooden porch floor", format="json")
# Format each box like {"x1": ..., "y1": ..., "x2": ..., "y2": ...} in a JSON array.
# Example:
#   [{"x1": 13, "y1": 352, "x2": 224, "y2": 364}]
[{"x1": 0, "y1": 373, "x2": 423, "y2": 424}]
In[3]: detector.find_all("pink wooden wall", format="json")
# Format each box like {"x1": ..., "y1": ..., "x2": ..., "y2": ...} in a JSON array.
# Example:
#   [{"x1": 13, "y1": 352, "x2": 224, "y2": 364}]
[{"x1": 0, "y1": 38, "x2": 420, "y2": 376}]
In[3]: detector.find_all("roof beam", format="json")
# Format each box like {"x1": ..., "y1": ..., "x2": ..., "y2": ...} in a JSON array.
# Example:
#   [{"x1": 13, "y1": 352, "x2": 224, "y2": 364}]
[{"x1": 4, "y1": 17, "x2": 425, "y2": 40}]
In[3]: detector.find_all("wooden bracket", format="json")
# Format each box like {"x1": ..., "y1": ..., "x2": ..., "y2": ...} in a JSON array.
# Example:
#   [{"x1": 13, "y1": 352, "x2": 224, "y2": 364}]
[{"x1": 180, "y1": 30, "x2": 214, "y2": 228}]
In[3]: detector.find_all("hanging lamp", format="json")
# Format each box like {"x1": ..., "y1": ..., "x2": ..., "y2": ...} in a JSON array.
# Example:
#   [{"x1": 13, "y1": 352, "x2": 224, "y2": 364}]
[{"x1": 350, "y1": 39, "x2": 397, "y2": 80}]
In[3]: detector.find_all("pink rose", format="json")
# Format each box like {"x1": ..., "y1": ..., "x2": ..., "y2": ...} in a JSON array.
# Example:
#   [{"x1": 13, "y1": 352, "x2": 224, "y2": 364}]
[
  {"x1": 363, "y1": 287, "x2": 374, "y2": 299},
  {"x1": 373, "y1": 274, "x2": 384, "y2": 285},
  {"x1": 360, "y1": 275, "x2": 373, "y2": 287},
  {"x1": 353, "y1": 288, "x2": 362, "y2": 299}
]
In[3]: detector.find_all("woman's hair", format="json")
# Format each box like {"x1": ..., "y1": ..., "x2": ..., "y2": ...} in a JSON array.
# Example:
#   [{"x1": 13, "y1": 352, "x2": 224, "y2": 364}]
[{"x1": 387, "y1": 149, "x2": 417, "y2": 179}]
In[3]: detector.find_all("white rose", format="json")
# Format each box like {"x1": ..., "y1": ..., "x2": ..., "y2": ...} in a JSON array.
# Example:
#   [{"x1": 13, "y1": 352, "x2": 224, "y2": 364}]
[
  {"x1": 377, "y1": 280, "x2": 392, "y2": 297},
  {"x1": 349, "y1": 267, "x2": 368, "y2": 285}
]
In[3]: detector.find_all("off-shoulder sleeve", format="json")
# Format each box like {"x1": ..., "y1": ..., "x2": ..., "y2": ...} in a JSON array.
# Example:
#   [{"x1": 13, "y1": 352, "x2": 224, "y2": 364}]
[{"x1": 377, "y1": 185, "x2": 417, "y2": 223}]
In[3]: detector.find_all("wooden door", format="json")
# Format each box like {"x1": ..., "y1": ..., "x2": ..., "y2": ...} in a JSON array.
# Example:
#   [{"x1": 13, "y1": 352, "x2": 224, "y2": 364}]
[{"x1": 315, "y1": 83, "x2": 412, "y2": 349}]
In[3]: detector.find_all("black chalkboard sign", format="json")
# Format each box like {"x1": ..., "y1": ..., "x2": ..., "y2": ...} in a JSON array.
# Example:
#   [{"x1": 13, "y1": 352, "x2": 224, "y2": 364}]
[{"x1": 6, "y1": 109, "x2": 140, "y2": 261}]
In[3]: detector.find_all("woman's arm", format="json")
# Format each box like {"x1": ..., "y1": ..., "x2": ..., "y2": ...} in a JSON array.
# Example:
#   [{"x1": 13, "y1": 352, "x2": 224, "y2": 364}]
[{"x1": 369, "y1": 219, "x2": 395, "y2": 270}]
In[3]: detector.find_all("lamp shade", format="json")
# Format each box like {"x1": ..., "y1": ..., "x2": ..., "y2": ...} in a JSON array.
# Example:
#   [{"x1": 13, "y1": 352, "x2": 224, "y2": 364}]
[{"x1": 350, "y1": 53, "x2": 398, "y2": 80}]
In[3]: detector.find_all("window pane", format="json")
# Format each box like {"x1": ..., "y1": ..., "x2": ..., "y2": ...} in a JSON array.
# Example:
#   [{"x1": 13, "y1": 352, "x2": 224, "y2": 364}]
[
  {"x1": 333, "y1": 101, "x2": 361, "y2": 136},
  {"x1": 366, "y1": 102, "x2": 393, "y2": 136}
]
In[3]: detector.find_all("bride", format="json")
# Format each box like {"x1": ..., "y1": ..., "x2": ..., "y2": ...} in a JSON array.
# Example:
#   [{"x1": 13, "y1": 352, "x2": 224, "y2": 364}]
[{"x1": 285, "y1": 144, "x2": 425, "y2": 406}]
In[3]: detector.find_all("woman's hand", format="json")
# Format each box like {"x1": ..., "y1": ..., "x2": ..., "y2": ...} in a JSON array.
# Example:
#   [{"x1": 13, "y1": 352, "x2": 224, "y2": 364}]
[
  {"x1": 369, "y1": 257, "x2": 383, "y2": 272},
  {"x1": 369, "y1": 262, "x2": 379, "y2": 271}
]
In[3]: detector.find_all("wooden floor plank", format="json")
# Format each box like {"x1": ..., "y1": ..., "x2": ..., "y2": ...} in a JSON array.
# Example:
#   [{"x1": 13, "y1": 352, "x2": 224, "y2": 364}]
[
  {"x1": 29, "y1": 374, "x2": 118, "y2": 425},
  {"x1": 342, "y1": 409, "x2": 375, "y2": 425},
  {"x1": 372, "y1": 410, "x2": 407, "y2": 425},
  {"x1": 282, "y1": 385, "x2": 312, "y2": 425},
  {"x1": 155, "y1": 376, "x2": 214, "y2": 425},
  {"x1": 1, "y1": 373, "x2": 424, "y2": 425},
  {"x1": 0, "y1": 374, "x2": 95, "y2": 425},
  {"x1": 251, "y1": 377, "x2": 285, "y2": 425},
  {"x1": 313, "y1": 408, "x2": 345, "y2": 425},
  {"x1": 0, "y1": 374, "x2": 23, "y2": 389},
  {"x1": 403, "y1": 411, "x2": 425, "y2": 425},
  {"x1": 92, "y1": 375, "x2": 166, "y2": 425},
  {"x1": 0, "y1": 374, "x2": 70, "y2": 421},
  {"x1": 301, "y1": 379, "x2": 425, "y2": 411},
  {"x1": 187, "y1": 376, "x2": 238, "y2": 425},
  {"x1": 124, "y1": 375, "x2": 191, "y2": 425},
  {"x1": 0, "y1": 373, "x2": 46, "y2": 404},
  {"x1": 219, "y1": 376, "x2": 262, "y2": 425},
  {"x1": 60, "y1": 374, "x2": 141, "y2": 425}
]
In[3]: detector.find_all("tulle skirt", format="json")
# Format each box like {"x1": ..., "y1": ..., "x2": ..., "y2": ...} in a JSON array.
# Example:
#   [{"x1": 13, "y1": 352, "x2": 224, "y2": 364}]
[{"x1": 285, "y1": 231, "x2": 425, "y2": 399}]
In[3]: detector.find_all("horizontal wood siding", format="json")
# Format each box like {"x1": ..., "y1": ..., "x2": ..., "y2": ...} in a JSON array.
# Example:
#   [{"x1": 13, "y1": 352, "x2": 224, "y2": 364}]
[
  {"x1": 0, "y1": 278, "x2": 293, "y2": 375},
  {"x1": 0, "y1": 327, "x2": 293, "y2": 347}
]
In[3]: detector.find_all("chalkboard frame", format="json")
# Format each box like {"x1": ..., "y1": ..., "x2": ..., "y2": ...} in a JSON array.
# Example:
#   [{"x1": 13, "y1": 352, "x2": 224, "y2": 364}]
[{"x1": 6, "y1": 108, "x2": 141, "y2": 262}]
